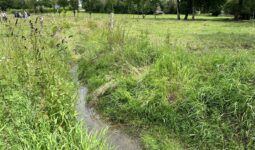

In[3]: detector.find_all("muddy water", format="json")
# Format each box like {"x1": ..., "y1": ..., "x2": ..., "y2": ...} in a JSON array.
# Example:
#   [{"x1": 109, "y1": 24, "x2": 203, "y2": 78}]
[{"x1": 72, "y1": 65, "x2": 142, "y2": 150}]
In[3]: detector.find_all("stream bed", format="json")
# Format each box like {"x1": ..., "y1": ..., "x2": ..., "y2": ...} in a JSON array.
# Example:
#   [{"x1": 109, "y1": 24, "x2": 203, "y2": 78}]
[{"x1": 72, "y1": 65, "x2": 142, "y2": 150}]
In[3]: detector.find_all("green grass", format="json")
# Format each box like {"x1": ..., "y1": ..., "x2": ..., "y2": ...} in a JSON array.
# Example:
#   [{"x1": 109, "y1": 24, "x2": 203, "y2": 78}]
[
  {"x1": 0, "y1": 15, "x2": 112, "y2": 149},
  {"x1": 1, "y1": 12, "x2": 254, "y2": 149},
  {"x1": 77, "y1": 13, "x2": 255, "y2": 149}
]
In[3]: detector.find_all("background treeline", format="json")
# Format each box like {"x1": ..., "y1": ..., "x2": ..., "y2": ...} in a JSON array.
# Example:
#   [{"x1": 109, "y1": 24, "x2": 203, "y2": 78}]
[
  {"x1": 82, "y1": 0, "x2": 255, "y2": 20},
  {"x1": 0, "y1": 0, "x2": 255, "y2": 19}
]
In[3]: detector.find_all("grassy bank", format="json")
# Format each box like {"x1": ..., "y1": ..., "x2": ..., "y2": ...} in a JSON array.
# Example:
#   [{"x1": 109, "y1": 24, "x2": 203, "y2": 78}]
[
  {"x1": 77, "y1": 14, "x2": 255, "y2": 149},
  {"x1": 0, "y1": 16, "x2": 111, "y2": 149}
]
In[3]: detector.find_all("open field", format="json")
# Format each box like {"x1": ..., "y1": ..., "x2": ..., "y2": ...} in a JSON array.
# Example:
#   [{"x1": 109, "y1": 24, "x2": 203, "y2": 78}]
[{"x1": 1, "y1": 13, "x2": 255, "y2": 149}]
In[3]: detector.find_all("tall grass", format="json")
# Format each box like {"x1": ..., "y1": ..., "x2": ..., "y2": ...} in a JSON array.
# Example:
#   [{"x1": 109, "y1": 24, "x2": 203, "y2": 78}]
[
  {"x1": 78, "y1": 18, "x2": 255, "y2": 149},
  {"x1": 0, "y1": 17, "x2": 111, "y2": 149}
]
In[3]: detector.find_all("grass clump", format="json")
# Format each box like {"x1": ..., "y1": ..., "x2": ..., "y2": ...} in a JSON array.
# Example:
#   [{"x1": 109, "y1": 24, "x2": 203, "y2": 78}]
[
  {"x1": 78, "y1": 15, "x2": 255, "y2": 149},
  {"x1": 0, "y1": 17, "x2": 112, "y2": 149}
]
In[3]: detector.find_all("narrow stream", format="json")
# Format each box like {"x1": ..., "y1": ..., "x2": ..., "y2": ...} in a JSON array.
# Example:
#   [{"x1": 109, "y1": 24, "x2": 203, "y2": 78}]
[{"x1": 72, "y1": 65, "x2": 142, "y2": 150}]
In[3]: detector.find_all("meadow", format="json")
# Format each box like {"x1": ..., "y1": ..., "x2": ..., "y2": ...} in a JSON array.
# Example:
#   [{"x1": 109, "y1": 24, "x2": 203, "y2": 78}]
[
  {"x1": 0, "y1": 14, "x2": 111, "y2": 149},
  {"x1": 0, "y1": 13, "x2": 255, "y2": 150},
  {"x1": 78, "y1": 14, "x2": 255, "y2": 149}
]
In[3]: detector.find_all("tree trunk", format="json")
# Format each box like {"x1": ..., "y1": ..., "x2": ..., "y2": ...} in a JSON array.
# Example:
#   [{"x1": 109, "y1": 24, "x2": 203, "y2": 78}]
[
  {"x1": 192, "y1": 8, "x2": 195, "y2": 20},
  {"x1": 176, "y1": 0, "x2": 181, "y2": 20},
  {"x1": 235, "y1": 0, "x2": 244, "y2": 20},
  {"x1": 73, "y1": 10, "x2": 76, "y2": 17},
  {"x1": 184, "y1": 0, "x2": 192, "y2": 20},
  {"x1": 192, "y1": 0, "x2": 195, "y2": 20},
  {"x1": 111, "y1": 3, "x2": 114, "y2": 13},
  {"x1": 184, "y1": 13, "x2": 189, "y2": 20}
]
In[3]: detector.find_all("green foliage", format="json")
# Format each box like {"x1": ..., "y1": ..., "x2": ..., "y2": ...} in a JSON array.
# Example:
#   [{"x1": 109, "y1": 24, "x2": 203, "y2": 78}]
[
  {"x1": 58, "y1": 0, "x2": 68, "y2": 9},
  {"x1": 0, "y1": 0, "x2": 14, "y2": 10},
  {"x1": 70, "y1": 0, "x2": 79, "y2": 11},
  {"x1": 225, "y1": 0, "x2": 255, "y2": 19},
  {"x1": 82, "y1": 0, "x2": 100, "y2": 14}
]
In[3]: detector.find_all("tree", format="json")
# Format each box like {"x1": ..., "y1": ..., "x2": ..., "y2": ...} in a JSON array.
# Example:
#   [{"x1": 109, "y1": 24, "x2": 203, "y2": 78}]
[
  {"x1": 225, "y1": 0, "x2": 255, "y2": 20},
  {"x1": 0, "y1": 0, "x2": 14, "y2": 10},
  {"x1": 70, "y1": 0, "x2": 79, "y2": 16},
  {"x1": 58, "y1": 0, "x2": 69, "y2": 13},
  {"x1": 51, "y1": 0, "x2": 58, "y2": 13},
  {"x1": 206, "y1": 0, "x2": 227, "y2": 16},
  {"x1": 106, "y1": 0, "x2": 117, "y2": 13},
  {"x1": 1, "y1": 0, "x2": 253, "y2": 20},
  {"x1": 181, "y1": 0, "x2": 192, "y2": 20},
  {"x1": 127, "y1": 0, "x2": 136, "y2": 14},
  {"x1": 25, "y1": 0, "x2": 37, "y2": 13},
  {"x1": 12, "y1": 0, "x2": 27, "y2": 9},
  {"x1": 180, "y1": 0, "x2": 226, "y2": 20},
  {"x1": 82, "y1": 0, "x2": 100, "y2": 16},
  {"x1": 176, "y1": 0, "x2": 181, "y2": 20},
  {"x1": 236, "y1": 0, "x2": 244, "y2": 20},
  {"x1": 182, "y1": 0, "x2": 199, "y2": 20},
  {"x1": 36, "y1": 0, "x2": 52, "y2": 13},
  {"x1": 248, "y1": 0, "x2": 255, "y2": 19},
  {"x1": 135, "y1": 0, "x2": 151, "y2": 19}
]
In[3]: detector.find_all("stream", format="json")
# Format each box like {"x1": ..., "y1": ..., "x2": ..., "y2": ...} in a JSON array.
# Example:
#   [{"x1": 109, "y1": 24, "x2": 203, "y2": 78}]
[{"x1": 72, "y1": 65, "x2": 142, "y2": 150}]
